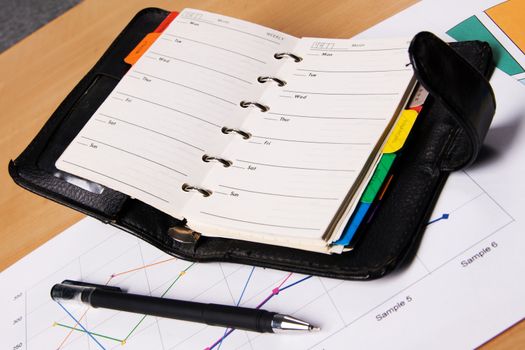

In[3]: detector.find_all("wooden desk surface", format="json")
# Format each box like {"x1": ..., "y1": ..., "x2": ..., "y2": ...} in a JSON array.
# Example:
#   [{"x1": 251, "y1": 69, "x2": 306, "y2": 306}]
[{"x1": 0, "y1": 0, "x2": 523, "y2": 348}]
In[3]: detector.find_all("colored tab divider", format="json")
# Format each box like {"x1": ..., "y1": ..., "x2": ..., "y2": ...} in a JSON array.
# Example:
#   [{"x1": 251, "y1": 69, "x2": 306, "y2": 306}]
[
  {"x1": 333, "y1": 109, "x2": 420, "y2": 247},
  {"x1": 382, "y1": 109, "x2": 418, "y2": 153},
  {"x1": 333, "y1": 202, "x2": 371, "y2": 246},
  {"x1": 361, "y1": 153, "x2": 396, "y2": 203},
  {"x1": 332, "y1": 154, "x2": 395, "y2": 247},
  {"x1": 124, "y1": 33, "x2": 161, "y2": 65},
  {"x1": 154, "y1": 11, "x2": 180, "y2": 33},
  {"x1": 124, "y1": 11, "x2": 179, "y2": 65}
]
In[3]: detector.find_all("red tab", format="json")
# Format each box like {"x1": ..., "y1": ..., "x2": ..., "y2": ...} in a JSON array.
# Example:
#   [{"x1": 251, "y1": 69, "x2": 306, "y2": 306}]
[
  {"x1": 409, "y1": 105, "x2": 423, "y2": 113},
  {"x1": 154, "y1": 11, "x2": 179, "y2": 33}
]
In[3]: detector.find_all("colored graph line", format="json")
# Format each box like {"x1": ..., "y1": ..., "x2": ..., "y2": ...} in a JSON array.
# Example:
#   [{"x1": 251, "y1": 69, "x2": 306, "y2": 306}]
[
  {"x1": 161, "y1": 262, "x2": 194, "y2": 298},
  {"x1": 54, "y1": 322, "x2": 124, "y2": 343},
  {"x1": 236, "y1": 266, "x2": 256, "y2": 307},
  {"x1": 110, "y1": 257, "x2": 177, "y2": 278},
  {"x1": 54, "y1": 259, "x2": 312, "y2": 350},
  {"x1": 55, "y1": 256, "x2": 178, "y2": 349},
  {"x1": 217, "y1": 266, "x2": 256, "y2": 350},
  {"x1": 56, "y1": 301, "x2": 106, "y2": 350},
  {"x1": 121, "y1": 261, "x2": 195, "y2": 343},
  {"x1": 56, "y1": 271, "x2": 119, "y2": 348},
  {"x1": 56, "y1": 307, "x2": 90, "y2": 349},
  {"x1": 427, "y1": 213, "x2": 450, "y2": 225},
  {"x1": 205, "y1": 274, "x2": 313, "y2": 350},
  {"x1": 53, "y1": 257, "x2": 188, "y2": 348},
  {"x1": 279, "y1": 275, "x2": 313, "y2": 292}
]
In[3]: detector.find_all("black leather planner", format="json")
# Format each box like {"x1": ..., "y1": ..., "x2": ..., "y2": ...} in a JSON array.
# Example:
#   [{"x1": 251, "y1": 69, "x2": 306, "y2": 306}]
[{"x1": 9, "y1": 8, "x2": 496, "y2": 280}]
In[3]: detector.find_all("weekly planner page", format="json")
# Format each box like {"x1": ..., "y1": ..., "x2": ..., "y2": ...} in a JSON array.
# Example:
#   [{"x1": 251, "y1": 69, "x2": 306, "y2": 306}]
[
  {"x1": 56, "y1": 9, "x2": 298, "y2": 219},
  {"x1": 185, "y1": 37, "x2": 414, "y2": 250}
]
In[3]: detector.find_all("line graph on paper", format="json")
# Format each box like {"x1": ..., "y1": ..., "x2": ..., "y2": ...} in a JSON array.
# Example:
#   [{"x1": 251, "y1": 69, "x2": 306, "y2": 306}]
[{"x1": 3, "y1": 168, "x2": 516, "y2": 350}]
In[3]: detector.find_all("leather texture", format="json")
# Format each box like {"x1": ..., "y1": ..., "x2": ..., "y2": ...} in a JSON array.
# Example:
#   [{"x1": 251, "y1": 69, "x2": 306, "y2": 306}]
[
  {"x1": 409, "y1": 32, "x2": 496, "y2": 170},
  {"x1": 9, "y1": 9, "x2": 496, "y2": 280}
]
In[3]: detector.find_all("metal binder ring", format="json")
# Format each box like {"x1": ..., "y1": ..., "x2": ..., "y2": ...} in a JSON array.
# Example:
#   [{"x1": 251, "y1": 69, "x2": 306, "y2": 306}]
[
  {"x1": 257, "y1": 76, "x2": 287, "y2": 87},
  {"x1": 239, "y1": 100, "x2": 270, "y2": 112},
  {"x1": 274, "y1": 52, "x2": 303, "y2": 62},
  {"x1": 202, "y1": 154, "x2": 233, "y2": 168},
  {"x1": 221, "y1": 126, "x2": 252, "y2": 139},
  {"x1": 181, "y1": 183, "x2": 213, "y2": 197}
]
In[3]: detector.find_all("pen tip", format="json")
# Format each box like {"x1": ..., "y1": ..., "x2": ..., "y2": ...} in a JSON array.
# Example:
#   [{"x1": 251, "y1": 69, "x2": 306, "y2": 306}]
[{"x1": 272, "y1": 314, "x2": 320, "y2": 332}]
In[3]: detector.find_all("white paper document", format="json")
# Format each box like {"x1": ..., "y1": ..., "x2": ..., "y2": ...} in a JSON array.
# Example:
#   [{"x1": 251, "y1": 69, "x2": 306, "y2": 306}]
[
  {"x1": 2, "y1": 2, "x2": 525, "y2": 349},
  {"x1": 2, "y1": 66, "x2": 525, "y2": 347}
]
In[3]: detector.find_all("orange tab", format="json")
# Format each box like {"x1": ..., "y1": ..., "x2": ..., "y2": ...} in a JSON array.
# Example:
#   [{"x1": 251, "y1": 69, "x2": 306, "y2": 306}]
[{"x1": 124, "y1": 32, "x2": 161, "y2": 65}]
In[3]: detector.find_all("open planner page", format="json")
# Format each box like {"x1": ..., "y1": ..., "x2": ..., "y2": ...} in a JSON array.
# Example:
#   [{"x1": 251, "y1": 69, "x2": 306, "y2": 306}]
[
  {"x1": 184, "y1": 37, "x2": 414, "y2": 251},
  {"x1": 56, "y1": 9, "x2": 299, "y2": 219},
  {"x1": 56, "y1": 8, "x2": 414, "y2": 253}
]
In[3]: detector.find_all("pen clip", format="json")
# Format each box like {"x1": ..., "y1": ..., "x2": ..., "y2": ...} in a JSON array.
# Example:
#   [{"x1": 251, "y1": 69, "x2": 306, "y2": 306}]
[{"x1": 61, "y1": 279, "x2": 124, "y2": 293}]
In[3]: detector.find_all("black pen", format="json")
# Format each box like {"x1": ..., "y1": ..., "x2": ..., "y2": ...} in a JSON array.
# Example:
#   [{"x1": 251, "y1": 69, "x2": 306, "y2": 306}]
[{"x1": 51, "y1": 280, "x2": 319, "y2": 333}]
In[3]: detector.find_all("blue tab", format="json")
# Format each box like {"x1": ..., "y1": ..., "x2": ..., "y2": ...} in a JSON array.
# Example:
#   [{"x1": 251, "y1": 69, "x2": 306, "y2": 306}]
[{"x1": 333, "y1": 202, "x2": 371, "y2": 246}]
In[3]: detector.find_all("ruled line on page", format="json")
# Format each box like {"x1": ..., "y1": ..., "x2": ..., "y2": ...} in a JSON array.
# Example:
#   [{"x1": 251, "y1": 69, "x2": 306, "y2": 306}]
[
  {"x1": 251, "y1": 135, "x2": 372, "y2": 145},
  {"x1": 61, "y1": 160, "x2": 170, "y2": 203},
  {"x1": 148, "y1": 51, "x2": 253, "y2": 84},
  {"x1": 199, "y1": 212, "x2": 320, "y2": 231},
  {"x1": 267, "y1": 111, "x2": 387, "y2": 120},
  {"x1": 296, "y1": 68, "x2": 412, "y2": 73},
  {"x1": 97, "y1": 113, "x2": 205, "y2": 152},
  {"x1": 114, "y1": 92, "x2": 223, "y2": 128},
  {"x1": 164, "y1": 34, "x2": 267, "y2": 64},
  {"x1": 234, "y1": 159, "x2": 356, "y2": 172},
  {"x1": 218, "y1": 185, "x2": 339, "y2": 200},
  {"x1": 282, "y1": 89, "x2": 400, "y2": 96},
  {"x1": 133, "y1": 71, "x2": 237, "y2": 105},
  {"x1": 178, "y1": 17, "x2": 281, "y2": 45},
  {"x1": 79, "y1": 136, "x2": 188, "y2": 177},
  {"x1": 309, "y1": 47, "x2": 407, "y2": 52}
]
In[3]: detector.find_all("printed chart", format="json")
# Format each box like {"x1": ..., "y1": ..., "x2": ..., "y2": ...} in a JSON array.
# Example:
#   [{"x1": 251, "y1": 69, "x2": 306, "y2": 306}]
[
  {"x1": 2, "y1": 165, "x2": 522, "y2": 350},
  {"x1": 354, "y1": 0, "x2": 525, "y2": 86},
  {"x1": 447, "y1": 0, "x2": 525, "y2": 85}
]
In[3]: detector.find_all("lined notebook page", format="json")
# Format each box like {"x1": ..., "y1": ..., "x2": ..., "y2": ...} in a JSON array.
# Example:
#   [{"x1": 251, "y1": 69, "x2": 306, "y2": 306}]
[
  {"x1": 184, "y1": 37, "x2": 414, "y2": 250},
  {"x1": 56, "y1": 9, "x2": 298, "y2": 219}
]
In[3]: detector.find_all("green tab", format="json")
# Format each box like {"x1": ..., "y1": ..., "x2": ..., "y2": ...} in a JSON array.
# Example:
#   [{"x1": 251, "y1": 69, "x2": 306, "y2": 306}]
[{"x1": 361, "y1": 153, "x2": 396, "y2": 203}]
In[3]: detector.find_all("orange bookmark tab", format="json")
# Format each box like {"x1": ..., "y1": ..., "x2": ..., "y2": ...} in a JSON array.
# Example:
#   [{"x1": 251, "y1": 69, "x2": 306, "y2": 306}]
[
  {"x1": 124, "y1": 11, "x2": 179, "y2": 65},
  {"x1": 124, "y1": 32, "x2": 161, "y2": 65}
]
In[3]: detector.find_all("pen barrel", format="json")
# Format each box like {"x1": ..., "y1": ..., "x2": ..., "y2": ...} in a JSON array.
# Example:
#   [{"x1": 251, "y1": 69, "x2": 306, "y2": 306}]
[
  {"x1": 202, "y1": 303, "x2": 275, "y2": 333},
  {"x1": 89, "y1": 289, "x2": 275, "y2": 333}
]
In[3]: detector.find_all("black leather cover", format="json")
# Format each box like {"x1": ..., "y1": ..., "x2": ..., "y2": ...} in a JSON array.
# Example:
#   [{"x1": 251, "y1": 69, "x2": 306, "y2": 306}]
[{"x1": 9, "y1": 9, "x2": 496, "y2": 280}]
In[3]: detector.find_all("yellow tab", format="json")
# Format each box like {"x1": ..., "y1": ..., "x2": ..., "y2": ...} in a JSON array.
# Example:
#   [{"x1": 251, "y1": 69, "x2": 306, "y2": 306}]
[
  {"x1": 383, "y1": 109, "x2": 418, "y2": 153},
  {"x1": 124, "y1": 33, "x2": 161, "y2": 65}
]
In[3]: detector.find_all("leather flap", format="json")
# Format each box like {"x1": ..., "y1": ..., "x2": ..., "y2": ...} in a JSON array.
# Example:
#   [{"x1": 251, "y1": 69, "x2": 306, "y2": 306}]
[{"x1": 408, "y1": 32, "x2": 496, "y2": 170}]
